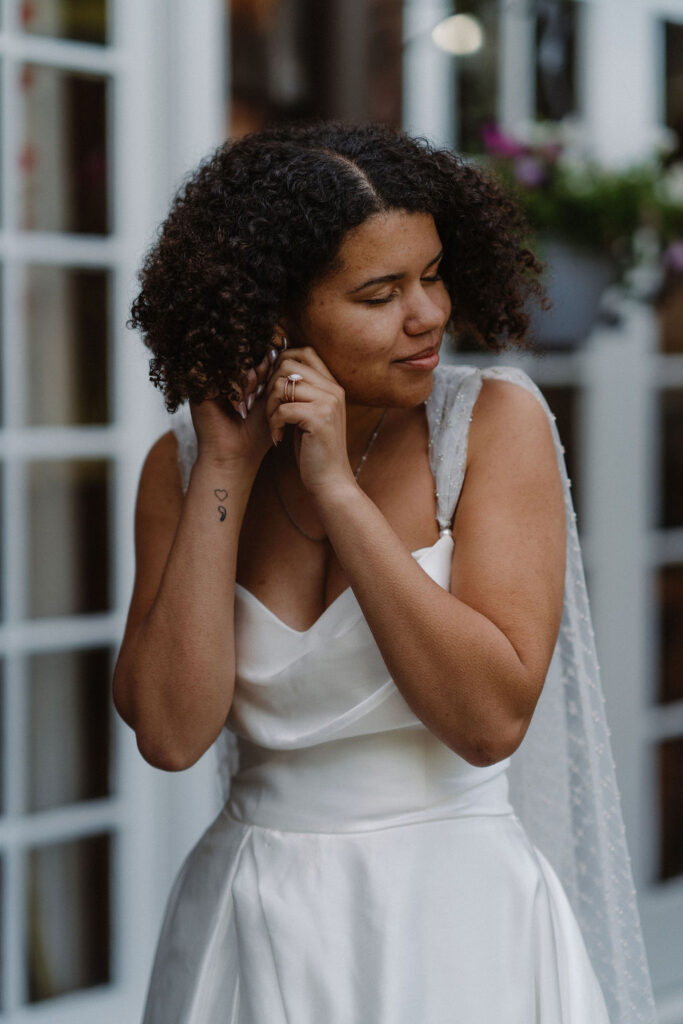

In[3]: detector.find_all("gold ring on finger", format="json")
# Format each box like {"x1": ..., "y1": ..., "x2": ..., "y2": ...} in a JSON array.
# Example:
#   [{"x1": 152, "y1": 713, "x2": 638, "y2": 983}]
[{"x1": 285, "y1": 372, "x2": 303, "y2": 403}]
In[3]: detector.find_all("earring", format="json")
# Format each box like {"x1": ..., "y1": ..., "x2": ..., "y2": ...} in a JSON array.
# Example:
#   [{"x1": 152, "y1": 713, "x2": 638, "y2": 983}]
[{"x1": 282, "y1": 335, "x2": 288, "y2": 350}]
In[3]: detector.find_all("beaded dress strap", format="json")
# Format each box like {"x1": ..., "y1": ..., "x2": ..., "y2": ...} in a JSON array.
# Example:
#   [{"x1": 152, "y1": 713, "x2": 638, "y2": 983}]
[
  {"x1": 426, "y1": 364, "x2": 484, "y2": 532},
  {"x1": 171, "y1": 404, "x2": 198, "y2": 493}
]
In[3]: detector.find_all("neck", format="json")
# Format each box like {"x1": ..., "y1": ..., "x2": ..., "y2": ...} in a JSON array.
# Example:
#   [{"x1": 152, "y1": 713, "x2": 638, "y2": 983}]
[{"x1": 345, "y1": 403, "x2": 389, "y2": 463}]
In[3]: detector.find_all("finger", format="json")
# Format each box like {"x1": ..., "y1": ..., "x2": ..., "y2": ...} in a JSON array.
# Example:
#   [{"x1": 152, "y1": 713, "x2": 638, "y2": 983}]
[
  {"x1": 275, "y1": 345, "x2": 337, "y2": 383},
  {"x1": 271, "y1": 359, "x2": 340, "y2": 400},
  {"x1": 228, "y1": 392, "x2": 248, "y2": 421},
  {"x1": 253, "y1": 353, "x2": 272, "y2": 400},
  {"x1": 243, "y1": 367, "x2": 258, "y2": 412}
]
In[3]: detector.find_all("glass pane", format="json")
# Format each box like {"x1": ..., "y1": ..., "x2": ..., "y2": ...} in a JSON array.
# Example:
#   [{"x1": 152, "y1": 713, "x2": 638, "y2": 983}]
[
  {"x1": 26, "y1": 833, "x2": 111, "y2": 1002},
  {"x1": 538, "y1": 383, "x2": 581, "y2": 519},
  {"x1": 19, "y1": 65, "x2": 109, "y2": 234},
  {"x1": 657, "y1": 280, "x2": 683, "y2": 354},
  {"x1": 19, "y1": 0, "x2": 108, "y2": 45},
  {"x1": 657, "y1": 565, "x2": 683, "y2": 705},
  {"x1": 665, "y1": 22, "x2": 683, "y2": 153},
  {"x1": 0, "y1": 662, "x2": 4, "y2": 816},
  {"x1": 658, "y1": 736, "x2": 683, "y2": 881},
  {"x1": 0, "y1": 465, "x2": 4, "y2": 620},
  {"x1": 366, "y1": 0, "x2": 402, "y2": 125},
  {"x1": 659, "y1": 390, "x2": 683, "y2": 529},
  {"x1": 27, "y1": 460, "x2": 111, "y2": 618},
  {"x1": 25, "y1": 266, "x2": 110, "y2": 425},
  {"x1": 535, "y1": 0, "x2": 580, "y2": 121},
  {"x1": 0, "y1": 857, "x2": 4, "y2": 1012},
  {"x1": 26, "y1": 648, "x2": 112, "y2": 812},
  {"x1": 456, "y1": 0, "x2": 499, "y2": 154}
]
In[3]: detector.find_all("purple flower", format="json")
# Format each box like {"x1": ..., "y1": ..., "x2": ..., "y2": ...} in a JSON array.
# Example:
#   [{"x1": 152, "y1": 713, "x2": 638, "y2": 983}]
[
  {"x1": 663, "y1": 240, "x2": 683, "y2": 272},
  {"x1": 513, "y1": 156, "x2": 548, "y2": 188},
  {"x1": 481, "y1": 122, "x2": 527, "y2": 159}
]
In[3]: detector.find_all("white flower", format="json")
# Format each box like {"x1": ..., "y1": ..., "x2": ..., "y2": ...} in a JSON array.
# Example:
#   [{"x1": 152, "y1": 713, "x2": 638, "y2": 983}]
[{"x1": 656, "y1": 163, "x2": 683, "y2": 206}]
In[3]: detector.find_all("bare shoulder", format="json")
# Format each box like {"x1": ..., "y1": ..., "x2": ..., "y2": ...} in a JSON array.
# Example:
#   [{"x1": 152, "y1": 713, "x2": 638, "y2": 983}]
[
  {"x1": 452, "y1": 373, "x2": 566, "y2": 697},
  {"x1": 465, "y1": 375, "x2": 557, "y2": 474}
]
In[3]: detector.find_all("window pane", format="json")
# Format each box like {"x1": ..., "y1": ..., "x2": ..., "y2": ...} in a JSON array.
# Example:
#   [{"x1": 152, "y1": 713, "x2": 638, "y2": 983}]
[
  {"x1": 659, "y1": 737, "x2": 683, "y2": 881},
  {"x1": 26, "y1": 833, "x2": 111, "y2": 1002},
  {"x1": 18, "y1": 0, "x2": 108, "y2": 45},
  {"x1": 537, "y1": 383, "x2": 581, "y2": 518},
  {"x1": 26, "y1": 648, "x2": 112, "y2": 812},
  {"x1": 19, "y1": 65, "x2": 109, "y2": 234},
  {"x1": 0, "y1": 465, "x2": 4, "y2": 620},
  {"x1": 665, "y1": 22, "x2": 683, "y2": 151},
  {"x1": 657, "y1": 565, "x2": 683, "y2": 705},
  {"x1": 659, "y1": 390, "x2": 683, "y2": 529},
  {"x1": 27, "y1": 460, "x2": 111, "y2": 618},
  {"x1": 25, "y1": 266, "x2": 110, "y2": 425},
  {"x1": 0, "y1": 662, "x2": 4, "y2": 816},
  {"x1": 0, "y1": 857, "x2": 4, "y2": 1012},
  {"x1": 535, "y1": 0, "x2": 580, "y2": 121},
  {"x1": 456, "y1": 0, "x2": 499, "y2": 154},
  {"x1": 657, "y1": 280, "x2": 683, "y2": 354}
]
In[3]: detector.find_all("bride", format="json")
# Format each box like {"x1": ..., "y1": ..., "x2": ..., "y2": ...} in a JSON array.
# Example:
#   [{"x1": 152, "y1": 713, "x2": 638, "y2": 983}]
[{"x1": 114, "y1": 122, "x2": 656, "y2": 1023}]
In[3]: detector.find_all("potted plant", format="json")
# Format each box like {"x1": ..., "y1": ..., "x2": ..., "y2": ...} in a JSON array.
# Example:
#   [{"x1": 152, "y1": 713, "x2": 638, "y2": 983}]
[{"x1": 478, "y1": 121, "x2": 683, "y2": 345}]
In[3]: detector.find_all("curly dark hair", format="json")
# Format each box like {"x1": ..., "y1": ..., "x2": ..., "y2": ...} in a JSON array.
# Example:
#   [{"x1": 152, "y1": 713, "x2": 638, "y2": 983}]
[{"x1": 129, "y1": 121, "x2": 546, "y2": 413}]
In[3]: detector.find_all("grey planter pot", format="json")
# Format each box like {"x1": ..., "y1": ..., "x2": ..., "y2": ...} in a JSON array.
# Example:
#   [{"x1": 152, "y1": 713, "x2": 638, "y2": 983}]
[{"x1": 529, "y1": 236, "x2": 618, "y2": 348}]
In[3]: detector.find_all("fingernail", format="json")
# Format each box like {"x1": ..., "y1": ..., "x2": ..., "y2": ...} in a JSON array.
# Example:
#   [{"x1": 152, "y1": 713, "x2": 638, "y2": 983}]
[
  {"x1": 239, "y1": 401, "x2": 247, "y2": 420},
  {"x1": 268, "y1": 348, "x2": 278, "y2": 364},
  {"x1": 256, "y1": 383, "x2": 264, "y2": 398},
  {"x1": 271, "y1": 432, "x2": 279, "y2": 447},
  {"x1": 247, "y1": 393, "x2": 255, "y2": 411}
]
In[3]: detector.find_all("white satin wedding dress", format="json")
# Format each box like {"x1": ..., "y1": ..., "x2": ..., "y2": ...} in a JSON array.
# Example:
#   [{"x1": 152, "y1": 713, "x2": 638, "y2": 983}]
[{"x1": 141, "y1": 363, "x2": 613, "y2": 1023}]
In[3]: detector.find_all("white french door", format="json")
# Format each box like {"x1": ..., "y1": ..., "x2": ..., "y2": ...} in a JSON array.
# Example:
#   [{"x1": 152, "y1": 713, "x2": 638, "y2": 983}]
[{"x1": 0, "y1": 0, "x2": 224, "y2": 1020}]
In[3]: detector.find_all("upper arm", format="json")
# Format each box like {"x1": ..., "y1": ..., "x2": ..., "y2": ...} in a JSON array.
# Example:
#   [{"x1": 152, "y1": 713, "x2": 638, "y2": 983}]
[
  {"x1": 114, "y1": 430, "x2": 184, "y2": 718},
  {"x1": 450, "y1": 378, "x2": 566, "y2": 709}
]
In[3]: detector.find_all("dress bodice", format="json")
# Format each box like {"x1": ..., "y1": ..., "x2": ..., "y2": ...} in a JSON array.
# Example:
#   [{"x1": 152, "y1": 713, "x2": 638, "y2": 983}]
[{"x1": 226, "y1": 530, "x2": 513, "y2": 832}]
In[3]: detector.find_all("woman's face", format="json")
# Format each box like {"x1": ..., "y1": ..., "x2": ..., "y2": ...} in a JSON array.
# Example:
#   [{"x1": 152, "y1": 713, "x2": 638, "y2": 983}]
[{"x1": 292, "y1": 210, "x2": 452, "y2": 408}]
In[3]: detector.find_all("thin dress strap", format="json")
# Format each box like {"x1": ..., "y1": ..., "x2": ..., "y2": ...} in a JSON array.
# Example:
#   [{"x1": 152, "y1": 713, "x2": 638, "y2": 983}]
[
  {"x1": 426, "y1": 364, "x2": 484, "y2": 532},
  {"x1": 170, "y1": 404, "x2": 198, "y2": 493}
]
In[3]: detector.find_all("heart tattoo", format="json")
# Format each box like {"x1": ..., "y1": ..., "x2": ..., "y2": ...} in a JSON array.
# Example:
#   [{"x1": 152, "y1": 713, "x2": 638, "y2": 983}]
[{"x1": 214, "y1": 489, "x2": 228, "y2": 501}]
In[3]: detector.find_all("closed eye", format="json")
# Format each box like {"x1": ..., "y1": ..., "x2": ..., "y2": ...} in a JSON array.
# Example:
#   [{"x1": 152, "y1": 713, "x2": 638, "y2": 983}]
[{"x1": 363, "y1": 274, "x2": 442, "y2": 306}]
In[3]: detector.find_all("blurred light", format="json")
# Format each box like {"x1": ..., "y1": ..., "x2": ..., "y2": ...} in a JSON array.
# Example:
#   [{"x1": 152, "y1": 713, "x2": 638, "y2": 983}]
[{"x1": 431, "y1": 14, "x2": 484, "y2": 56}]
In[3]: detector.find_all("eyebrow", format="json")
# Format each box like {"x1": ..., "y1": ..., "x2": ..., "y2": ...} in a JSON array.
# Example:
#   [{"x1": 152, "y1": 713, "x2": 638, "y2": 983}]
[{"x1": 348, "y1": 250, "x2": 443, "y2": 294}]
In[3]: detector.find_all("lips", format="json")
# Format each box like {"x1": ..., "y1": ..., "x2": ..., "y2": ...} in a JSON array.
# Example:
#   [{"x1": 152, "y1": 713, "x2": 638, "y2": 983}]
[{"x1": 397, "y1": 346, "x2": 438, "y2": 362}]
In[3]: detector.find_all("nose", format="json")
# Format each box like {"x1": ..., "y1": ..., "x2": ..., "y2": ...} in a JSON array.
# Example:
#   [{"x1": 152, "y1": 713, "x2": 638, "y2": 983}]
[{"x1": 403, "y1": 281, "x2": 450, "y2": 336}]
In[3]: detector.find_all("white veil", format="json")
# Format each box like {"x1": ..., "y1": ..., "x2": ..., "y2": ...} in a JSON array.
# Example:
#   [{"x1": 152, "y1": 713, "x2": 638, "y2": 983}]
[{"x1": 427, "y1": 363, "x2": 658, "y2": 1024}]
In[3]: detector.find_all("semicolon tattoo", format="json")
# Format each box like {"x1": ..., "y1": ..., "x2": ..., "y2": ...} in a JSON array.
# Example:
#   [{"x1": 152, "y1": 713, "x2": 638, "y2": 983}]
[{"x1": 214, "y1": 488, "x2": 228, "y2": 522}]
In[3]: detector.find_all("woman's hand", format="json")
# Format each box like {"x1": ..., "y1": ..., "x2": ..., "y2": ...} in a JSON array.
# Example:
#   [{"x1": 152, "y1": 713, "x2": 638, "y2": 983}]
[
  {"x1": 190, "y1": 347, "x2": 279, "y2": 468},
  {"x1": 266, "y1": 346, "x2": 355, "y2": 496}
]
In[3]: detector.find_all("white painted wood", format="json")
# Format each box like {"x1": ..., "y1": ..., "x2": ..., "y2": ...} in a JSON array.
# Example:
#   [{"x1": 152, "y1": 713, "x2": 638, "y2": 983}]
[{"x1": 402, "y1": 0, "x2": 456, "y2": 149}]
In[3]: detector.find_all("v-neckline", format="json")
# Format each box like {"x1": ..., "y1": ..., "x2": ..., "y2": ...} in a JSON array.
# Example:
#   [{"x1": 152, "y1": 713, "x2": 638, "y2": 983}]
[{"x1": 234, "y1": 533, "x2": 453, "y2": 636}]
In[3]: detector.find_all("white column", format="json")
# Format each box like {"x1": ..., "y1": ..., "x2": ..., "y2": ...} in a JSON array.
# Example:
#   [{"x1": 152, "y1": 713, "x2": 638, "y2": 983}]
[
  {"x1": 402, "y1": 0, "x2": 456, "y2": 150},
  {"x1": 498, "y1": 0, "x2": 535, "y2": 132},
  {"x1": 579, "y1": 301, "x2": 657, "y2": 890},
  {"x1": 582, "y1": 0, "x2": 658, "y2": 165}
]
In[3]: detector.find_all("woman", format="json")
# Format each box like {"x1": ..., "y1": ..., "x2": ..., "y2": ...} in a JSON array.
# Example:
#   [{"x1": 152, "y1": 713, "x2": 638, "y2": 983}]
[{"x1": 114, "y1": 122, "x2": 656, "y2": 1023}]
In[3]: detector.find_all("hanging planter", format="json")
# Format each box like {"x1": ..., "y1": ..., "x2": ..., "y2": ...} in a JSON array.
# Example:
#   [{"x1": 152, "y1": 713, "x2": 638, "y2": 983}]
[
  {"x1": 529, "y1": 234, "x2": 618, "y2": 347},
  {"x1": 479, "y1": 122, "x2": 683, "y2": 343}
]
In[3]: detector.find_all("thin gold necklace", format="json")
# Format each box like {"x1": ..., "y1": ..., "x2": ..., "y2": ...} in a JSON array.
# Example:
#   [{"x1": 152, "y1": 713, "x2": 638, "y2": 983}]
[{"x1": 273, "y1": 409, "x2": 388, "y2": 543}]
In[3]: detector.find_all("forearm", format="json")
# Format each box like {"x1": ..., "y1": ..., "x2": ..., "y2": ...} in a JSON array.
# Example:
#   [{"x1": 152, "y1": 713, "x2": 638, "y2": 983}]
[
  {"x1": 316, "y1": 482, "x2": 532, "y2": 766},
  {"x1": 117, "y1": 457, "x2": 256, "y2": 769}
]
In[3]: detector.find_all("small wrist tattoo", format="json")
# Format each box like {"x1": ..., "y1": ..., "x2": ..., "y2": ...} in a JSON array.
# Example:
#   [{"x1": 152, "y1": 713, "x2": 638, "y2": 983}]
[{"x1": 214, "y1": 488, "x2": 228, "y2": 522}]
